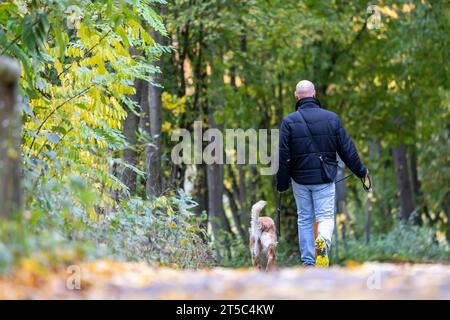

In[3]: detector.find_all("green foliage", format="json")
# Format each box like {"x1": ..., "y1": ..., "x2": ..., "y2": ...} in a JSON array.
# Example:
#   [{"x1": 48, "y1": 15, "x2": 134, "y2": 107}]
[
  {"x1": 0, "y1": 0, "x2": 217, "y2": 275},
  {"x1": 97, "y1": 192, "x2": 214, "y2": 268},
  {"x1": 164, "y1": 0, "x2": 450, "y2": 265},
  {"x1": 0, "y1": 220, "x2": 100, "y2": 275},
  {"x1": 1, "y1": 0, "x2": 449, "y2": 273},
  {"x1": 215, "y1": 233, "x2": 251, "y2": 268},
  {"x1": 1, "y1": 170, "x2": 215, "y2": 274},
  {"x1": 419, "y1": 94, "x2": 450, "y2": 220},
  {"x1": 340, "y1": 224, "x2": 450, "y2": 263},
  {"x1": 0, "y1": 0, "x2": 172, "y2": 212}
]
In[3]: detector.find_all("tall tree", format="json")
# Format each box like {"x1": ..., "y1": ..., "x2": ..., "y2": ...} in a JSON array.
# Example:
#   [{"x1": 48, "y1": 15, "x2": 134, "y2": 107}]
[
  {"x1": 121, "y1": 77, "x2": 142, "y2": 196},
  {"x1": 146, "y1": 29, "x2": 164, "y2": 198},
  {"x1": 206, "y1": 62, "x2": 233, "y2": 256},
  {"x1": 446, "y1": 201, "x2": 450, "y2": 244},
  {"x1": 393, "y1": 144, "x2": 416, "y2": 222},
  {"x1": 0, "y1": 56, "x2": 22, "y2": 219}
]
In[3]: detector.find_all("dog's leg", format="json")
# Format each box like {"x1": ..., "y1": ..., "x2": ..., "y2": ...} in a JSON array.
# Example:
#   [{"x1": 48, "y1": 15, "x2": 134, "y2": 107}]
[
  {"x1": 250, "y1": 237, "x2": 263, "y2": 270},
  {"x1": 253, "y1": 255, "x2": 262, "y2": 270},
  {"x1": 266, "y1": 244, "x2": 277, "y2": 272},
  {"x1": 250, "y1": 237, "x2": 260, "y2": 269},
  {"x1": 256, "y1": 240, "x2": 263, "y2": 270}
]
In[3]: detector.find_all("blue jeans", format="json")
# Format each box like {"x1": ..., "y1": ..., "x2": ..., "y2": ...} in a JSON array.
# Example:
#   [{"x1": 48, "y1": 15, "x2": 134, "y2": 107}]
[{"x1": 292, "y1": 180, "x2": 335, "y2": 266}]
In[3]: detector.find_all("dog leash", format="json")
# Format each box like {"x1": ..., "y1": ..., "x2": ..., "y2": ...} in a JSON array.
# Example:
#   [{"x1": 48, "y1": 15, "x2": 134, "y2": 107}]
[
  {"x1": 360, "y1": 174, "x2": 373, "y2": 192},
  {"x1": 275, "y1": 173, "x2": 372, "y2": 239},
  {"x1": 335, "y1": 173, "x2": 353, "y2": 184},
  {"x1": 315, "y1": 172, "x2": 373, "y2": 193},
  {"x1": 342, "y1": 172, "x2": 373, "y2": 192}
]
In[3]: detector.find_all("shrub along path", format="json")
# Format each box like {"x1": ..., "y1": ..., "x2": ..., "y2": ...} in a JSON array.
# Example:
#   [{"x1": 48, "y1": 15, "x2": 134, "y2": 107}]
[{"x1": 1, "y1": 260, "x2": 450, "y2": 299}]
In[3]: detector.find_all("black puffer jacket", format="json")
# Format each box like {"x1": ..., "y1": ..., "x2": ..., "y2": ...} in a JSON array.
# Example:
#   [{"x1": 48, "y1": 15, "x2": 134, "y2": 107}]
[{"x1": 277, "y1": 97, "x2": 366, "y2": 191}]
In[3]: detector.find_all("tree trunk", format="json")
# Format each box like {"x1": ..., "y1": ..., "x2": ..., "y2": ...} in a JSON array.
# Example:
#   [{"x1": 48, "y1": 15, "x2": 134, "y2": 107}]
[
  {"x1": 409, "y1": 145, "x2": 424, "y2": 225},
  {"x1": 229, "y1": 60, "x2": 249, "y2": 235},
  {"x1": 207, "y1": 157, "x2": 233, "y2": 261},
  {"x1": 335, "y1": 157, "x2": 348, "y2": 216},
  {"x1": 206, "y1": 162, "x2": 232, "y2": 229},
  {"x1": 393, "y1": 145, "x2": 416, "y2": 222},
  {"x1": 205, "y1": 110, "x2": 232, "y2": 242},
  {"x1": 121, "y1": 78, "x2": 141, "y2": 196},
  {"x1": 139, "y1": 78, "x2": 150, "y2": 133},
  {"x1": 193, "y1": 164, "x2": 208, "y2": 216},
  {"x1": 226, "y1": 165, "x2": 249, "y2": 239},
  {"x1": 334, "y1": 157, "x2": 347, "y2": 261},
  {"x1": 224, "y1": 186, "x2": 246, "y2": 241},
  {"x1": 249, "y1": 165, "x2": 258, "y2": 206},
  {"x1": 190, "y1": 23, "x2": 208, "y2": 220},
  {"x1": 365, "y1": 195, "x2": 373, "y2": 245},
  {"x1": 146, "y1": 29, "x2": 163, "y2": 198},
  {"x1": 277, "y1": 72, "x2": 284, "y2": 124},
  {"x1": 0, "y1": 56, "x2": 22, "y2": 219},
  {"x1": 446, "y1": 201, "x2": 450, "y2": 245},
  {"x1": 332, "y1": 205, "x2": 339, "y2": 264},
  {"x1": 364, "y1": 140, "x2": 378, "y2": 245},
  {"x1": 238, "y1": 165, "x2": 249, "y2": 231},
  {"x1": 108, "y1": 157, "x2": 119, "y2": 212},
  {"x1": 206, "y1": 62, "x2": 233, "y2": 260}
]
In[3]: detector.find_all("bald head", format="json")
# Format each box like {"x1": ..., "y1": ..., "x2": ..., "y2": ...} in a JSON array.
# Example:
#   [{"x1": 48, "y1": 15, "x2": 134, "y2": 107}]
[{"x1": 295, "y1": 80, "x2": 316, "y2": 100}]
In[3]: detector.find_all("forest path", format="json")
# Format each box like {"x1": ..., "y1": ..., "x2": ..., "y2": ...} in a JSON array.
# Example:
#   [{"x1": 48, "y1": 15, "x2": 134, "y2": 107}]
[{"x1": 1, "y1": 260, "x2": 450, "y2": 299}]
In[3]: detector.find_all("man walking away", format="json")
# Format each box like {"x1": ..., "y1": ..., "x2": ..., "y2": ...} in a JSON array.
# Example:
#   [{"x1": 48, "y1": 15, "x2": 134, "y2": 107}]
[{"x1": 277, "y1": 80, "x2": 368, "y2": 267}]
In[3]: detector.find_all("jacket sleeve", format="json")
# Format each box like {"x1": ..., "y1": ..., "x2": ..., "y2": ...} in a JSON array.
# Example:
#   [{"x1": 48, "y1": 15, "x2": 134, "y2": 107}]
[
  {"x1": 336, "y1": 117, "x2": 367, "y2": 178},
  {"x1": 276, "y1": 119, "x2": 291, "y2": 192}
]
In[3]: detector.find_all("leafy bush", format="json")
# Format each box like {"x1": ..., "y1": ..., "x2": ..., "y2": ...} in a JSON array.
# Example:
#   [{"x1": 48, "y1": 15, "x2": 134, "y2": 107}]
[
  {"x1": 0, "y1": 216, "x2": 102, "y2": 276},
  {"x1": 339, "y1": 223, "x2": 450, "y2": 263},
  {"x1": 217, "y1": 233, "x2": 251, "y2": 268},
  {"x1": 94, "y1": 193, "x2": 215, "y2": 268},
  {"x1": 0, "y1": 171, "x2": 215, "y2": 275}
]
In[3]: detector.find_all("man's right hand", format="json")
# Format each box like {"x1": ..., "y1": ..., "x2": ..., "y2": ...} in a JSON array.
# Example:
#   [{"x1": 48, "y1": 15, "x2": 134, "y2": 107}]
[{"x1": 361, "y1": 169, "x2": 372, "y2": 192}]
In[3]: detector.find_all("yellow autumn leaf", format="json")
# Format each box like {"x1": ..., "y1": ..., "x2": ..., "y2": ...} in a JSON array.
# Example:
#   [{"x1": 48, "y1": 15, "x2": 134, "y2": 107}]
[
  {"x1": 161, "y1": 121, "x2": 171, "y2": 132},
  {"x1": 167, "y1": 221, "x2": 177, "y2": 228}
]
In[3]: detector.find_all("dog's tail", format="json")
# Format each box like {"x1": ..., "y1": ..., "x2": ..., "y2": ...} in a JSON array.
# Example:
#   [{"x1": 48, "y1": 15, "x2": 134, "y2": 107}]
[{"x1": 250, "y1": 200, "x2": 267, "y2": 232}]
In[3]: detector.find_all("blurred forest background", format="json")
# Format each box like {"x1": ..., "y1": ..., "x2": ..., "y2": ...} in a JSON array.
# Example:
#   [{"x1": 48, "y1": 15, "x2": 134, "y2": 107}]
[{"x1": 0, "y1": 0, "x2": 449, "y2": 275}]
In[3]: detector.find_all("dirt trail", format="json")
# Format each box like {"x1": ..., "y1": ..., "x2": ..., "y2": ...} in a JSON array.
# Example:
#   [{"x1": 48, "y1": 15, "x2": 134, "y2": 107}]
[{"x1": 1, "y1": 260, "x2": 450, "y2": 299}]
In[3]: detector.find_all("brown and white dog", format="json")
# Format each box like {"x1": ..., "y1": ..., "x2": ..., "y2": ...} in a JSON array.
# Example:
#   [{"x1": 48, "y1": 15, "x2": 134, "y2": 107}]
[{"x1": 249, "y1": 200, "x2": 277, "y2": 271}]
